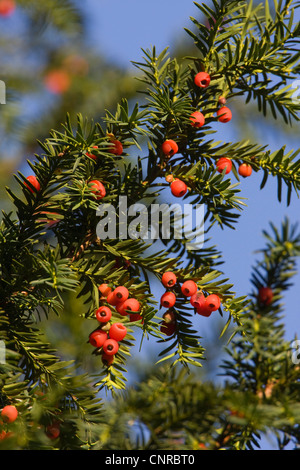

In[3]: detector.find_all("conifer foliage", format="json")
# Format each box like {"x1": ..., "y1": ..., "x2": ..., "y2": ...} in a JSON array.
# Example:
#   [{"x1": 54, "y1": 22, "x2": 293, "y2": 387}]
[{"x1": 0, "y1": 0, "x2": 300, "y2": 450}]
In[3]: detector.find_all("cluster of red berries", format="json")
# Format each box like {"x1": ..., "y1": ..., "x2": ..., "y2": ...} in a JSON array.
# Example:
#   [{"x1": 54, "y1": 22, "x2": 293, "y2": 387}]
[
  {"x1": 88, "y1": 284, "x2": 141, "y2": 365},
  {"x1": 216, "y1": 157, "x2": 252, "y2": 178},
  {"x1": 24, "y1": 136, "x2": 124, "y2": 201},
  {"x1": 160, "y1": 71, "x2": 238, "y2": 198},
  {"x1": 89, "y1": 315, "x2": 127, "y2": 366},
  {"x1": 193, "y1": 71, "x2": 232, "y2": 123},
  {"x1": 159, "y1": 271, "x2": 221, "y2": 336},
  {"x1": 86, "y1": 138, "x2": 123, "y2": 161},
  {"x1": 100, "y1": 284, "x2": 141, "y2": 321},
  {"x1": 0, "y1": 405, "x2": 18, "y2": 441}
]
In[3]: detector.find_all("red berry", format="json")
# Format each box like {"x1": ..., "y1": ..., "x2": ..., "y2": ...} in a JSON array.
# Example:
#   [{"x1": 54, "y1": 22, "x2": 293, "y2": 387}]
[
  {"x1": 129, "y1": 313, "x2": 142, "y2": 322},
  {"x1": 88, "y1": 180, "x2": 106, "y2": 200},
  {"x1": 102, "y1": 353, "x2": 114, "y2": 366},
  {"x1": 190, "y1": 292, "x2": 206, "y2": 309},
  {"x1": 114, "y1": 286, "x2": 129, "y2": 302},
  {"x1": 194, "y1": 71, "x2": 211, "y2": 88},
  {"x1": 86, "y1": 146, "x2": 98, "y2": 160},
  {"x1": 181, "y1": 280, "x2": 198, "y2": 297},
  {"x1": 190, "y1": 111, "x2": 205, "y2": 128},
  {"x1": 196, "y1": 304, "x2": 212, "y2": 317},
  {"x1": 95, "y1": 306, "x2": 112, "y2": 323},
  {"x1": 25, "y1": 175, "x2": 41, "y2": 193},
  {"x1": 205, "y1": 294, "x2": 221, "y2": 312},
  {"x1": 216, "y1": 157, "x2": 232, "y2": 174},
  {"x1": 1, "y1": 405, "x2": 18, "y2": 424},
  {"x1": 109, "y1": 322, "x2": 127, "y2": 342},
  {"x1": 44, "y1": 70, "x2": 71, "y2": 94},
  {"x1": 218, "y1": 96, "x2": 227, "y2": 105},
  {"x1": 102, "y1": 338, "x2": 119, "y2": 356},
  {"x1": 117, "y1": 298, "x2": 140, "y2": 316},
  {"x1": 238, "y1": 163, "x2": 252, "y2": 178},
  {"x1": 170, "y1": 179, "x2": 187, "y2": 198},
  {"x1": 109, "y1": 140, "x2": 123, "y2": 155},
  {"x1": 89, "y1": 329, "x2": 107, "y2": 348},
  {"x1": 217, "y1": 106, "x2": 232, "y2": 123},
  {"x1": 258, "y1": 287, "x2": 273, "y2": 306},
  {"x1": 160, "y1": 291, "x2": 176, "y2": 308},
  {"x1": 161, "y1": 271, "x2": 177, "y2": 288},
  {"x1": 160, "y1": 321, "x2": 176, "y2": 336},
  {"x1": 46, "y1": 423, "x2": 60, "y2": 440},
  {"x1": 163, "y1": 310, "x2": 176, "y2": 324},
  {"x1": 165, "y1": 174, "x2": 174, "y2": 183},
  {"x1": 161, "y1": 139, "x2": 178, "y2": 157},
  {"x1": 98, "y1": 284, "x2": 112, "y2": 297},
  {"x1": 0, "y1": 0, "x2": 15, "y2": 16},
  {"x1": 106, "y1": 290, "x2": 118, "y2": 306}
]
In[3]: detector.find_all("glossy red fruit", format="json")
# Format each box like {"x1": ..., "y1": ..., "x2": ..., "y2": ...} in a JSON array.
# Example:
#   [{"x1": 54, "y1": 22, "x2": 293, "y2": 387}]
[
  {"x1": 160, "y1": 291, "x2": 176, "y2": 308},
  {"x1": 205, "y1": 294, "x2": 221, "y2": 312},
  {"x1": 161, "y1": 271, "x2": 177, "y2": 288},
  {"x1": 86, "y1": 146, "x2": 98, "y2": 160},
  {"x1": 98, "y1": 284, "x2": 112, "y2": 297},
  {"x1": 95, "y1": 306, "x2": 112, "y2": 323},
  {"x1": 181, "y1": 280, "x2": 198, "y2": 297},
  {"x1": 129, "y1": 313, "x2": 142, "y2": 322},
  {"x1": 114, "y1": 286, "x2": 129, "y2": 302},
  {"x1": 190, "y1": 111, "x2": 205, "y2": 128},
  {"x1": 160, "y1": 321, "x2": 176, "y2": 336},
  {"x1": 196, "y1": 304, "x2": 212, "y2": 317},
  {"x1": 216, "y1": 157, "x2": 232, "y2": 174},
  {"x1": 46, "y1": 423, "x2": 60, "y2": 440},
  {"x1": 258, "y1": 287, "x2": 273, "y2": 306},
  {"x1": 238, "y1": 163, "x2": 252, "y2": 178},
  {"x1": 25, "y1": 175, "x2": 41, "y2": 193},
  {"x1": 218, "y1": 96, "x2": 227, "y2": 105},
  {"x1": 117, "y1": 298, "x2": 140, "y2": 316},
  {"x1": 217, "y1": 106, "x2": 232, "y2": 123},
  {"x1": 1, "y1": 405, "x2": 18, "y2": 424},
  {"x1": 102, "y1": 353, "x2": 114, "y2": 366},
  {"x1": 89, "y1": 329, "x2": 107, "y2": 348},
  {"x1": 170, "y1": 179, "x2": 187, "y2": 198},
  {"x1": 88, "y1": 180, "x2": 106, "y2": 200},
  {"x1": 106, "y1": 290, "x2": 118, "y2": 306},
  {"x1": 194, "y1": 71, "x2": 211, "y2": 88},
  {"x1": 109, "y1": 322, "x2": 127, "y2": 342},
  {"x1": 109, "y1": 140, "x2": 123, "y2": 155},
  {"x1": 161, "y1": 139, "x2": 178, "y2": 157},
  {"x1": 0, "y1": 0, "x2": 16, "y2": 16},
  {"x1": 102, "y1": 338, "x2": 119, "y2": 356},
  {"x1": 190, "y1": 292, "x2": 206, "y2": 309}
]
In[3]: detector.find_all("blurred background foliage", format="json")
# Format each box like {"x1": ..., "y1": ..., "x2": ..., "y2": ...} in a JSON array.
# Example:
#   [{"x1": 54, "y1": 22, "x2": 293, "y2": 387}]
[{"x1": 0, "y1": 0, "x2": 299, "y2": 402}]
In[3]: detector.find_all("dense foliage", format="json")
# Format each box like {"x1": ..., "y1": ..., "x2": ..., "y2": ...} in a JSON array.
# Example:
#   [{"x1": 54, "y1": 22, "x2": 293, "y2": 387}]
[{"x1": 0, "y1": 0, "x2": 300, "y2": 450}]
